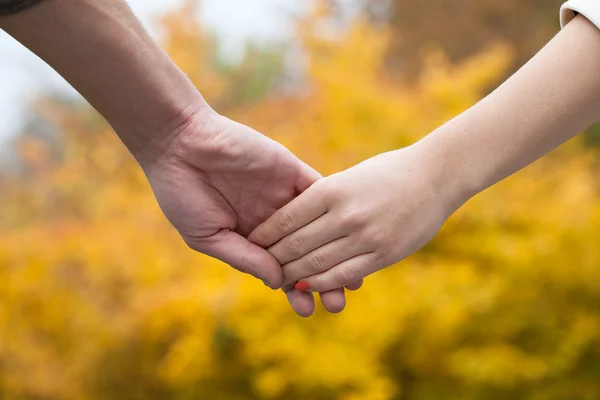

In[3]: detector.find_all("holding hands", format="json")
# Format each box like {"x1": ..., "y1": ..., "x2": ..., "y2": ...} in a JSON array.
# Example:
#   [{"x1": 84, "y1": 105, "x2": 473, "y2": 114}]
[
  {"x1": 6, "y1": 0, "x2": 600, "y2": 317},
  {"x1": 145, "y1": 109, "x2": 367, "y2": 316}
]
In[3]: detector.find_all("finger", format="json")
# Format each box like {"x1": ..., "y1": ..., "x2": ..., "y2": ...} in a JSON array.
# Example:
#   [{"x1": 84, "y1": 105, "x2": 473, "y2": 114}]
[
  {"x1": 282, "y1": 284, "x2": 315, "y2": 318},
  {"x1": 185, "y1": 229, "x2": 283, "y2": 289},
  {"x1": 269, "y1": 213, "x2": 347, "y2": 265},
  {"x1": 298, "y1": 253, "x2": 379, "y2": 293},
  {"x1": 319, "y1": 288, "x2": 346, "y2": 314},
  {"x1": 248, "y1": 183, "x2": 329, "y2": 248},
  {"x1": 345, "y1": 279, "x2": 363, "y2": 291},
  {"x1": 281, "y1": 236, "x2": 365, "y2": 286},
  {"x1": 295, "y1": 161, "x2": 322, "y2": 193}
]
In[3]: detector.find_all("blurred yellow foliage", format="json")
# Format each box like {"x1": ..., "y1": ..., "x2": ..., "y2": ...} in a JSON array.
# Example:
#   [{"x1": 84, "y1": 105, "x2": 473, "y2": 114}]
[{"x1": 2, "y1": 4, "x2": 600, "y2": 400}]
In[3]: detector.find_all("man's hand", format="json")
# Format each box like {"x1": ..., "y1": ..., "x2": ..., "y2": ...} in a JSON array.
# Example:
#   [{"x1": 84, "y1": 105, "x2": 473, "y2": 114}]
[
  {"x1": 142, "y1": 106, "x2": 357, "y2": 316},
  {"x1": 0, "y1": 0, "x2": 358, "y2": 317}
]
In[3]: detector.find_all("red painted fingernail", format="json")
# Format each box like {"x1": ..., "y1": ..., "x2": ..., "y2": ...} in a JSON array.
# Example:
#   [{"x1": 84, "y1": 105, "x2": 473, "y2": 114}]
[{"x1": 295, "y1": 281, "x2": 311, "y2": 291}]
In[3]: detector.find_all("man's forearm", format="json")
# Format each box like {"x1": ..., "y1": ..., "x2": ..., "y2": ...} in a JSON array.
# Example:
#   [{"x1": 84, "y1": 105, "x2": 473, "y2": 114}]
[
  {"x1": 420, "y1": 15, "x2": 600, "y2": 204},
  {"x1": 0, "y1": 0, "x2": 207, "y2": 165}
]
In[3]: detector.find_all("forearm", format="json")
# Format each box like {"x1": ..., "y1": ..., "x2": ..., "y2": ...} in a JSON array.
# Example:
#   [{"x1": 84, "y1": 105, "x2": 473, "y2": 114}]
[
  {"x1": 0, "y1": 0, "x2": 207, "y2": 165},
  {"x1": 421, "y1": 15, "x2": 600, "y2": 205}
]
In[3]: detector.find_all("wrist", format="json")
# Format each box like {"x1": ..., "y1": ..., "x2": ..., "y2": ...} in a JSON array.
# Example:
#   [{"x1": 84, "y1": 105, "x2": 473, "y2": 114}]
[
  {"x1": 410, "y1": 133, "x2": 480, "y2": 216},
  {"x1": 116, "y1": 95, "x2": 212, "y2": 169}
]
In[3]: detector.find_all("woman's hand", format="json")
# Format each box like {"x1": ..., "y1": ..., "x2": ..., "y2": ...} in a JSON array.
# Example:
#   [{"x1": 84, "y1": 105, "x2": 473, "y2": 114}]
[{"x1": 248, "y1": 144, "x2": 466, "y2": 292}]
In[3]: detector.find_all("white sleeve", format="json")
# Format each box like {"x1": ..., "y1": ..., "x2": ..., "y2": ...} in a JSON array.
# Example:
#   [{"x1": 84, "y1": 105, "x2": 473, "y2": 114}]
[{"x1": 561, "y1": 0, "x2": 600, "y2": 29}]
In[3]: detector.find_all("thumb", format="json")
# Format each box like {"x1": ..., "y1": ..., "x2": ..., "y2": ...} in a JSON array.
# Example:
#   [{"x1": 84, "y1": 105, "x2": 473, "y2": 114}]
[{"x1": 185, "y1": 229, "x2": 283, "y2": 289}]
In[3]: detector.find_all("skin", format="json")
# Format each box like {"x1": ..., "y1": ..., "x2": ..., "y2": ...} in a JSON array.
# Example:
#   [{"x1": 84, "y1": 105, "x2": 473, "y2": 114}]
[
  {"x1": 249, "y1": 14, "x2": 600, "y2": 293},
  {"x1": 0, "y1": 0, "x2": 362, "y2": 316}
]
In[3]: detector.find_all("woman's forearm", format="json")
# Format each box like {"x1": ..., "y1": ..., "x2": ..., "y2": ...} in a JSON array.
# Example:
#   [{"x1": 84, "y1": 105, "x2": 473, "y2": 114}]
[
  {"x1": 0, "y1": 0, "x2": 207, "y2": 165},
  {"x1": 421, "y1": 15, "x2": 600, "y2": 204}
]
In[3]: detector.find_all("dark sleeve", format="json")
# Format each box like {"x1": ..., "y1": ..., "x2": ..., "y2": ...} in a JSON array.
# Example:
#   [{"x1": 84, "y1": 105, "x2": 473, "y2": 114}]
[{"x1": 0, "y1": 0, "x2": 44, "y2": 16}]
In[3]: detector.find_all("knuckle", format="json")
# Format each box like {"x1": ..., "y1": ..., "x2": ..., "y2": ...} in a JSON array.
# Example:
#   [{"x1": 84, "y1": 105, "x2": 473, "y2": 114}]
[
  {"x1": 275, "y1": 211, "x2": 295, "y2": 233},
  {"x1": 341, "y1": 209, "x2": 366, "y2": 230},
  {"x1": 370, "y1": 251, "x2": 386, "y2": 266},
  {"x1": 334, "y1": 266, "x2": 358, "y2": 285},
  {"x1": 323, "y1": 178, "x2": 344, "y2": 200},
  {"x1": 360, "y1": 227, "x2": 385, "y2": 248},
  {"x1": 309, "y1": 179, "x2": 327, "y2": 197},
  {"x1": 287, "y1": 234, "x2": 305, "y2": 257},
  {"x1": 307, "y1": 253, "x2": 327, "y2": 273}
]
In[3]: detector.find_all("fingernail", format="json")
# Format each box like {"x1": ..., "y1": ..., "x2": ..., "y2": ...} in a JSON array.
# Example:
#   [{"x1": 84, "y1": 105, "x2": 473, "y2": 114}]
[{"x1": 295, "y1": 281, "x2": 311, "y2": 291}]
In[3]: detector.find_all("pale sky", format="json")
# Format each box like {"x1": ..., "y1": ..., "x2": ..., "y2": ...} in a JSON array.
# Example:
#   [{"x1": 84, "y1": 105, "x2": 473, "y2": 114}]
[{"x1": 0, "y1": 0, "x2": 305, "y2": 143}]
